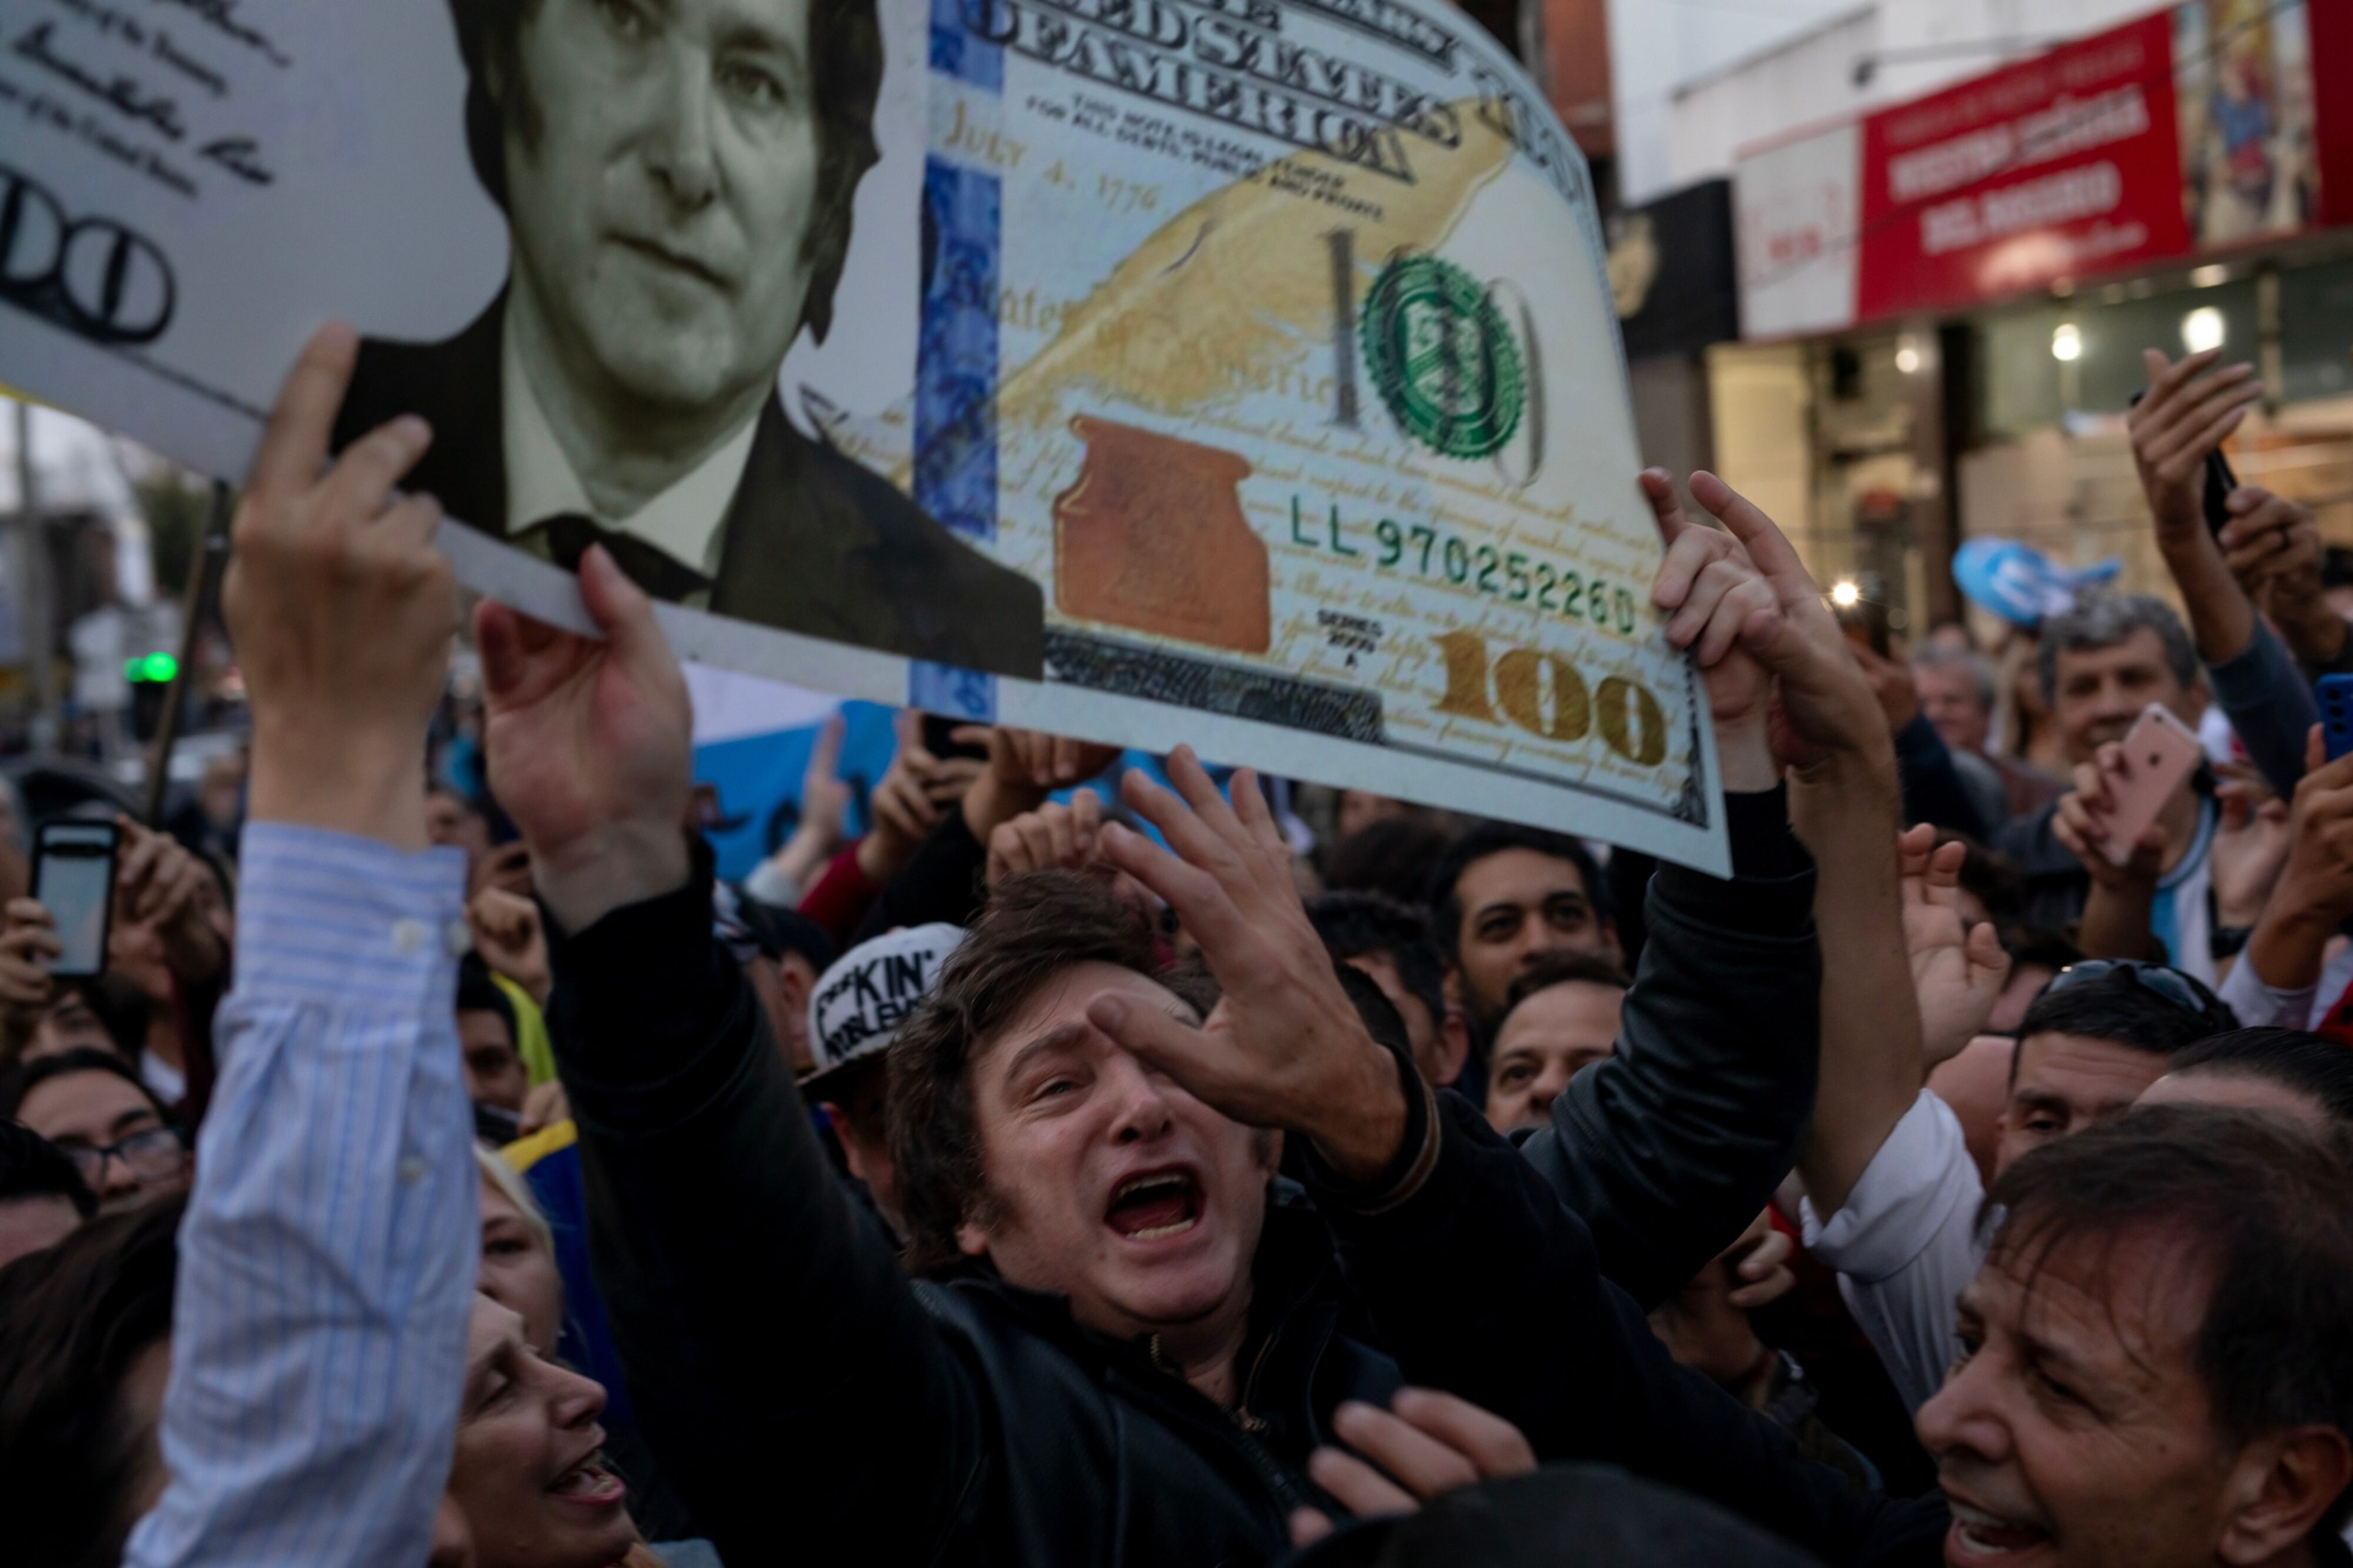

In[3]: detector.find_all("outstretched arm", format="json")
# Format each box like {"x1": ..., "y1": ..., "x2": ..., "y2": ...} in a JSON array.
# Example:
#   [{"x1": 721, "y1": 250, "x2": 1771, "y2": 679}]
[
  {"x1": 482, "y1": 551, "x2": 981, "y2": 1563},
  {"x1": 1520, "y1": 469, "x2": 1830, "y2": 1306},
  {"x1": 2132, "y1": 346, "x2": 2316, "y2": 797},
  {"x1": 128, "y1": 325, "x2": 476, "y2": 1567}
]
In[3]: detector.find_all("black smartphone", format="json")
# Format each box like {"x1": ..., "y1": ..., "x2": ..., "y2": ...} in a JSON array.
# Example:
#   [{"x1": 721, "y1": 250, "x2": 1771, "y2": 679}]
[
  {"x1": 921, "y1": 713, "x2": 991, "y2": 760},
  {"x1": 34, "y1": 822, "x2": 119, "y2": 979},
  {"x1": 2132, "y1": 386, "x2": 2238, "y2": 536},
  {"x1": 2200, "y1": 442, "x2": 2239, "y2": 538}
]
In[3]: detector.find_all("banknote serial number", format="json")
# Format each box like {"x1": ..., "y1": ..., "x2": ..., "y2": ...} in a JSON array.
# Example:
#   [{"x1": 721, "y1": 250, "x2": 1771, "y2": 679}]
[{"x1": 1288, "y1": 498, "x2": 1638, "y2": 638}]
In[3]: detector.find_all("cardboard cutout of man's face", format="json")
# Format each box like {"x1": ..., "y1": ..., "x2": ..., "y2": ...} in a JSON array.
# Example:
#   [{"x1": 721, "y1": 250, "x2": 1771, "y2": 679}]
[{"x1": 501, "y1": 0, "x2": 824, "y2": 414}]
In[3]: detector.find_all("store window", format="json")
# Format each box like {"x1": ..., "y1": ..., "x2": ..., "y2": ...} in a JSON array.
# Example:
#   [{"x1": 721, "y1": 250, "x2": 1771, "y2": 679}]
[{"x1": 2281, "y1": 255, "x2": 2353, "y2": 406}]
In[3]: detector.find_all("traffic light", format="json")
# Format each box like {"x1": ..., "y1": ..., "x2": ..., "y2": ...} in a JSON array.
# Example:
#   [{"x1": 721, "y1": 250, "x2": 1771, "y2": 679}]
[{"x1": 125, "y1": 652, "x2": 178, "y2": 742}]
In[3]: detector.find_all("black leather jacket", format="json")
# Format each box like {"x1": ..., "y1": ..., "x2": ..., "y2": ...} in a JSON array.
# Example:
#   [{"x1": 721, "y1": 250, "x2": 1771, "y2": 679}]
[{"x1": 542, "y1": 791, "x2": 1932, "y2": 1566}]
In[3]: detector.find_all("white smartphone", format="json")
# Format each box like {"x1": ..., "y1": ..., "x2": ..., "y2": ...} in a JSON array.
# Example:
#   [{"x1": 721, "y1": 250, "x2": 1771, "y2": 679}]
[{"x1": 2099, "y1": 704, "x2": 2204, "y2": 866}]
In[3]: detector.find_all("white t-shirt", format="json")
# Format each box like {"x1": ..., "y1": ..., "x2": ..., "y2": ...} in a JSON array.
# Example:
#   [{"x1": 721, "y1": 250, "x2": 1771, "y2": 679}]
[{"x1": 1800, "y1": 1089, "x2": 1991, "y2": 1412}]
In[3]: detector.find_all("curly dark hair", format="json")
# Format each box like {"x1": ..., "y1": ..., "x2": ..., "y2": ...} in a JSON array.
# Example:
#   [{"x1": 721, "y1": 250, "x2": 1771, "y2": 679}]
[
  {"x1": 446, "y1": 0, "x2": 881, "y2": 343},
  {"x1": 888, "y1": 872, "x2": 1164, "y2": 1277}
]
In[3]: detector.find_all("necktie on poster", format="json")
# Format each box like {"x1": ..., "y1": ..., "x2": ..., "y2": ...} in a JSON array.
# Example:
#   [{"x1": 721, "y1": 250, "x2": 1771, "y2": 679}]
[{"x1": 0, "y1": 0, "x2": 1727, "y2": 872}]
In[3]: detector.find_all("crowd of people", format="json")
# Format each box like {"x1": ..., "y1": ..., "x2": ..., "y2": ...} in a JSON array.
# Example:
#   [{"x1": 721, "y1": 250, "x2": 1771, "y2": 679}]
[{"x1": 4, "y1": 322, "x2": 2353, "y2": 1568}]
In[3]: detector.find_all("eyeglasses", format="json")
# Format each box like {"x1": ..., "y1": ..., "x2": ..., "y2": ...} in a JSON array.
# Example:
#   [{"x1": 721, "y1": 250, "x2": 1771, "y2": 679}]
[
  {"x1": 2042, "y1": 960, "x2": 2229, "y2": 1026},
  {"x1": 58, "y1": 1125, "x2": 185, "y2": 1188}
]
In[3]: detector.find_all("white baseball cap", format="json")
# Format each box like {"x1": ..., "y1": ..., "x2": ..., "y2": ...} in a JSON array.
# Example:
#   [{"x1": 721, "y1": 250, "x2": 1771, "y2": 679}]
[{"x1": 802, "y1": 923, "x2": 965, "y2": 1096}]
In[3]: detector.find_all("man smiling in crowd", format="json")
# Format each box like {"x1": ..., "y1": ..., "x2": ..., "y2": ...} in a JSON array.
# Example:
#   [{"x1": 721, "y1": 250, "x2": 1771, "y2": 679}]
[{"x1": 1920, "y1": 1109, "x2": 2353, "y2": 1567}]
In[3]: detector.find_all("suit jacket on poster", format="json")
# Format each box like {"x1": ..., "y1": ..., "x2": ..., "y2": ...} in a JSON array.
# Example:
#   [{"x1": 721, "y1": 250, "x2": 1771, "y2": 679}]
[{"x1": 331, "y1": 298, "x2": 1044, "y2": 680}]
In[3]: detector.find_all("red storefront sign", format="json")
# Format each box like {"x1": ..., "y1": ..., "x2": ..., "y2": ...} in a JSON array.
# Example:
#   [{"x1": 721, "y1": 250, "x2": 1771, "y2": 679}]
[
  {"x1": 1735, "y1": 0, "x2": 2351, "y2": 337},
  {"x1": 1855, "y1": 11, "x2": 2187, "y2": 319}
]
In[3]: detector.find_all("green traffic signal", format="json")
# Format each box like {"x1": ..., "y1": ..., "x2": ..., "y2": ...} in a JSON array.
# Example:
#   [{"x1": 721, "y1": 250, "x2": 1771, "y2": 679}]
[{"x1": 123, "y1": 653, "x2": 179, "y2": 683}]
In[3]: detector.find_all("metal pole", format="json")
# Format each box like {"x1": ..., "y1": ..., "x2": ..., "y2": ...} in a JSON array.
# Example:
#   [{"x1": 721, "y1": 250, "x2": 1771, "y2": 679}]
[
  {"x1": 11, "y1": 401, "x2": 54, "y2": 749},
  {"x1": 142, "y1": 480, "x2": 232, "y2": 828}
]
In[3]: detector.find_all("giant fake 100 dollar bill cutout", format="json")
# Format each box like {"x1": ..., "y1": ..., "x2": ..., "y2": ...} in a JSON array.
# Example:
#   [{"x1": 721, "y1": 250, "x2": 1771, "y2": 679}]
[{"x1": 0, "y1": 0, "x2": 1727, "y2": 870}]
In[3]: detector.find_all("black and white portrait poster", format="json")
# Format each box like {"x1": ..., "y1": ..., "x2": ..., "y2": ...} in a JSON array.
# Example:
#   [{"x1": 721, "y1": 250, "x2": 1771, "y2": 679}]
[{"x1": 0, "y1": 0, "x2": 1728, "y2": 869}]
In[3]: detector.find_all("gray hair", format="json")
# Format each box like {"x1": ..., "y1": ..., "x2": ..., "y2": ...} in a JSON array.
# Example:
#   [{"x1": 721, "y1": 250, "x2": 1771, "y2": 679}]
[
  {"x1": 1912, "y1": 644, "x2": 1997, "y2": 710},
  {"x1": 2036, "y1": 593, "x2": 2198, "y2": 703}
]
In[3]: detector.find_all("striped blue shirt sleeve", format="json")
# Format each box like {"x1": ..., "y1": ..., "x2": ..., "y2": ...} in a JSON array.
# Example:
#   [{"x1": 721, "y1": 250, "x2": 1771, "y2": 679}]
[{"x1": 124, "y1": 823, "x2": 478, "y2": 1568}]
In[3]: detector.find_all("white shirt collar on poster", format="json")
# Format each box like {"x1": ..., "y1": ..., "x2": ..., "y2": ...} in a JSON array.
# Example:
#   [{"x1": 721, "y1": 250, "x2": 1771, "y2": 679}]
[{"x1": 499, "y1": 312, "x2": 761, "y2": 578}]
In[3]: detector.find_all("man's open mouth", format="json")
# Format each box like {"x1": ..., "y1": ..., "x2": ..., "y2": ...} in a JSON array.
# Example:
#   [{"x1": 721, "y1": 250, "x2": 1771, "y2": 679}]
[
  {"x1": 1105, "y1": 1167, "x2": 1202, "y2": 1242},
  {"x1": 546, "y1": 1453, "x2": 626, "y2": 1507},
  {"x1": 1947, "y1": 1500, "x2": 2051, "y2": 1560}
]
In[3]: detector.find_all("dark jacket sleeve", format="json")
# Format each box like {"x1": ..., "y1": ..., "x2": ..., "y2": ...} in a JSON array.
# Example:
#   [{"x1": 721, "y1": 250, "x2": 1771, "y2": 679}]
[
  {"x1": 1894, "y1": 714, "x2": 1988, "y2": 839},
  {"x1": 1307, "y1": 1096, "x2": 1949, "y2": 1567},
  {"x1": 1517, "y1": 788, "x2": 1822, "y2": 1310},
  {"x1": 851, "y1": 809, "x2": 989, "y2": 945},
  {"x1": 544, "y1": 852, "x2": 979, "y2": 1563},
  {"x1": 2207, "y1": 619, "x2": 2317, "y2": 799}
]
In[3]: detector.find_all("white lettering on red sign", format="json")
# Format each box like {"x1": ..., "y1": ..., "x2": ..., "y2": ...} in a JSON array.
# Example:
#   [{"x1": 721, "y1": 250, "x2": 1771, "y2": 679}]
[{"x1": 1918, "y1": 160, "x2": 2123, "y2": 256}]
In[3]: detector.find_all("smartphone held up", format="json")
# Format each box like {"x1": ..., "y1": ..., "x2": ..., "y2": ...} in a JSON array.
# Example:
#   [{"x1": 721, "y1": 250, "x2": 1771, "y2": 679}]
[
  {"x1": 2099, "y1": 705, "x2": 2204, "y2": 866},
  {"x1": 2318, "y1": 675, "x2": 2353, "y2": 763},
  {"x1": 34, "y1": 822, "x2": 119, "y2": 979}
]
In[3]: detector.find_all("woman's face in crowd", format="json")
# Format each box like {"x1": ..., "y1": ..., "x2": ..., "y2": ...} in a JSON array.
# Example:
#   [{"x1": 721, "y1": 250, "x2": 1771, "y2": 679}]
[
  {"x1": 449, "y1": 1295, "x2": 635, "y2": 1568},
  {"x1": 958, "y1": 961, "x2": 1277, "y2": 1342},
  {"x1": 479, "y1": 1175, "x2": 565, "y2": 1356}
]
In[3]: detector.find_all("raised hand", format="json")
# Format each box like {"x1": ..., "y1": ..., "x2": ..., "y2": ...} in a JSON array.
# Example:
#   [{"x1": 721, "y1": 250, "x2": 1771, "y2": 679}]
[
  {"x1": 1285, "y1": 1388, "x2": 1538, "y2": 1547},
  {"x1": 2129, "y1": 347, "x2": 2260, "y2": 539},
  {"x1": 1897, "y1": 825, "x2": 2010, "y2": 1070},
  {"x1": 981, "y1": 727, "x2": 1125, "y2": 793},
  {"x1": 2210, "y1": 771, "x2": 2292, "y2": 930},
  {"x1": 1657, "y1": 471, "x2": 1892, "y2": 779},
  {"x1": 959, "y1": 725, "x2": 1124, "y2": 842},
  {"x1": 478, "y1": 546, "x2": 692, "y2": 933},
  {"x1": 2242, "y1": 728, "x2": 2353, "y2": 990},
  {"x1": 0, "y1": 898, "x2": 59, "y2": 1050},
  {"x1": 1643, "y1": 468, "x2": 1774, "y2": 788},
  {"x1": 114, "y1": 818, "x2": 226, "y2": 983},
  {"x1": 796, "y1": 713, "x2": 851, "y2": 852},
  {"x1": 2050, "y1": 746, "x2": 2165, "y2": 889},
  {"x1": 986, "y1": 791, "x2": 1105, "y2": 886},
  {"x1": 225, "y1": 322, "x2": 458, "y2": 848},
  {"x1": 468, "y1": 886, "x2": 552, "y2": 1007},
  {"x1": 1089, "y1": 746, "x2": 1405, "y2": 1183},
  {"x1": 860, "y1": 709, "x2": 956, "y2": 877},
  {"x1": 2267, "y1": 729, "x2": 2353, "y2": 928},
  {"x1": 2218, "y1": 486, "x2": 2320, "y2": 597},
  {"x1": 2216, "y1": 485, "x2": 2345, "y2": 666}
]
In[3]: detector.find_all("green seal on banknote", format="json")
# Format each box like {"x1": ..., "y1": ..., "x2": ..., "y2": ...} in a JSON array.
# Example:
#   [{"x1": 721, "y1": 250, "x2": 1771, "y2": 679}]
[{"x1": 1361, "y1": 255, "x2": 1523, "y2": 461}]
